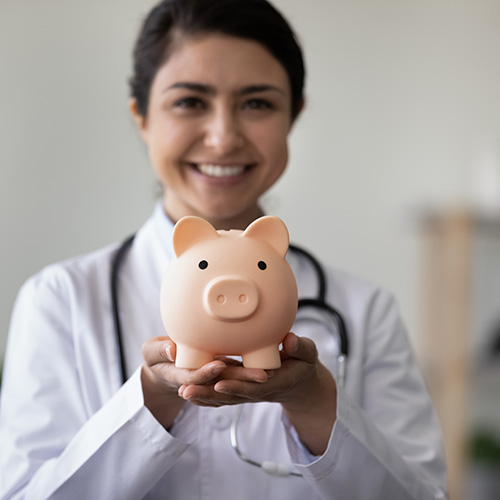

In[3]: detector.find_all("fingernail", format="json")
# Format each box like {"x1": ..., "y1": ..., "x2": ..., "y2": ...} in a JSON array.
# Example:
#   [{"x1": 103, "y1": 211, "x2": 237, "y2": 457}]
[
  {"x1": 166, "y1": 345, "x2": 172, "y2": 362},
  {"x1": 210, "y1": 368, "x2": 220, "y2": 377},
  {"x1": 210, "y1": 364, "x2": 224, "y2": 376},
  {"x1": 215, "y1": 384, "x2": 231, "y2": 394}
]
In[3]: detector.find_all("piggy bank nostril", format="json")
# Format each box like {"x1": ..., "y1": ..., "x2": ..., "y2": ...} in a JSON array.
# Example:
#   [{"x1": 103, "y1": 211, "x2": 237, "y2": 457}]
[
  {"x1": 239, "y1": 294, "x2": 248, "y2": 303},
  {"x1": 217, "y1": 295, "x2": 226, "y2": 304}
]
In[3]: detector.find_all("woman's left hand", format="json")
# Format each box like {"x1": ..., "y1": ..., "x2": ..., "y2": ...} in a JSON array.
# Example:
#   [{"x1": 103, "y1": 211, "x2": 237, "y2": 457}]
[{"x1": 178, "y1": 332, "x2": 337, "y2": 455}]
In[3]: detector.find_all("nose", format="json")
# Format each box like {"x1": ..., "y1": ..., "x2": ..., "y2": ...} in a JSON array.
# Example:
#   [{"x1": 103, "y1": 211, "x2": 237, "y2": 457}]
[
  {"x1": 203, "y1": 275, "x2": 259, "y2": 320},
  {"x1": 203, "y1": 107, "x2": 245, "y2": 153}
]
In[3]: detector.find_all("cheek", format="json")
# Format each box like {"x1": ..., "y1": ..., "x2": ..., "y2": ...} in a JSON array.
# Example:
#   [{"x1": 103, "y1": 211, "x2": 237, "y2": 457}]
[
  {"x1": 251, "y1": 122, "x2": 289, "y2": 166},
  {"x1": 267, "y1": 134, "x2": 289, "y2": 175},
  {"x1": 146, "y1": 121, "x2": 190, "y2": 169}
]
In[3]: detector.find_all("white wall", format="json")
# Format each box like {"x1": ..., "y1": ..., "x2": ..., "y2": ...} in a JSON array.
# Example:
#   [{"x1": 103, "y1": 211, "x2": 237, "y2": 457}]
[{"x1": 2, "y1": 0, "x2": 500, "y2": 360}]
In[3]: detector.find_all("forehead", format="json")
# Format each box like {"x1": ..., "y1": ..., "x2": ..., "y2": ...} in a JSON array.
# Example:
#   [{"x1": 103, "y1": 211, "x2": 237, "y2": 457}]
[{"x1": 151, "y1": 33, "x2": 291, "y2": 94}]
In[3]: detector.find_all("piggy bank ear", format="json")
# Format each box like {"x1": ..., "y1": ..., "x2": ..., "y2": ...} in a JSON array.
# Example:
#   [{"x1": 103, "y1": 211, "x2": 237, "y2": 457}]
[
  {"x1": 172, "y1": 216, "x2": 219, "y2": 257},
  {"x1": 243, "y1": 216, "x2": 290, "y2": 257}
]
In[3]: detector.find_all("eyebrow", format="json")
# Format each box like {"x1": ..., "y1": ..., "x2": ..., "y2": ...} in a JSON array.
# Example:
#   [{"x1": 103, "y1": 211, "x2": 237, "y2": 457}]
[
  {"x1": 163, "y1": 82, "x2": 286, "y2": 96},
  {"x1": 165, "y1": 82, "x2": 215, "y2": 95}
]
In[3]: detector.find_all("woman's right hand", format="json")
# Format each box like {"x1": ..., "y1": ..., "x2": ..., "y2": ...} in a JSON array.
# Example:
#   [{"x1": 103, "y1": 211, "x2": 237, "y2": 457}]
[{"x1": 141, "y1": 336, "x2": 227, "y2": 429}]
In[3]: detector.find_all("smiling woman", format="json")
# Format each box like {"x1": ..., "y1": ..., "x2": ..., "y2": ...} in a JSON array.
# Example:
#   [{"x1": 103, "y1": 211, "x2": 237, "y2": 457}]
[
  {"x1": 0, "y1": 1, "x2": 447, "y2": 499},
  {"x1": 130, "y1": 34, "x2": 294, "y2": 229}
]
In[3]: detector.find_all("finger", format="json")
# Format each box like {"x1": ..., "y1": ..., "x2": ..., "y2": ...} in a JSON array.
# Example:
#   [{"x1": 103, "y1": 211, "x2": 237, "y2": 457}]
[
  {"x1": 212, "y1": 378, "x2": 281, "y2": 402},
  {"x1": 142, "y1": 337, "x2": 227, "y2": 388},
  {"x1": 142, "y1": 336, "x2": 176, "y2": 366},
  {"x1": 148, "y1": 358, "x2": 227, "y2": 392},
  {"x1": 282, "y1": 332, "x2": 318, "y2": 364},
  {"x1": 180, "y1": 383, "x2": 247, "y2": 406},
  {"x1": 217, "y1": 365, "x2": 269, "y2": 383},
  {"x1": 178, "y1": 365, "x2": 269, "y2": 400},
  {"x1": 184, "y1": 361, "x2": 227, "y2": 385}
]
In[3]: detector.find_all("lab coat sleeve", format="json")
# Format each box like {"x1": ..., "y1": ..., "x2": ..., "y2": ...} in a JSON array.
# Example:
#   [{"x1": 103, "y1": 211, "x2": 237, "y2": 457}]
[
  {"x1": 283, "y1": 288, "x2": 447, "y2": 500},
  {"x1": 0, "y1": 271, "x2": 197, "y2": 500}
]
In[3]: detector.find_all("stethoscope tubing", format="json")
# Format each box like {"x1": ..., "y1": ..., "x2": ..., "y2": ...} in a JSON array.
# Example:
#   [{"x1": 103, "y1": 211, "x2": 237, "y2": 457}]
[{"x1": 110, "y1": 234, "x2": 135, "y2": 385}]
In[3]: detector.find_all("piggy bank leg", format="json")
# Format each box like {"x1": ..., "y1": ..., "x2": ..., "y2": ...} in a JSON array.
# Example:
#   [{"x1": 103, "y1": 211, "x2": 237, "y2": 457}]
[
  {"x1": 175, "y1": 345, "x2": 215, "y2": 369},
  {"x1": 242, "y1": 345, "x2": 281, "y2": 369}
]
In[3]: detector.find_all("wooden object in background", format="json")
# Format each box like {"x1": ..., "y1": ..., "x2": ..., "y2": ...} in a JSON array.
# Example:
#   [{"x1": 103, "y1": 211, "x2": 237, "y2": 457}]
[{"x1": 417, "y1": 211, "x2": 471, "y2": 500}]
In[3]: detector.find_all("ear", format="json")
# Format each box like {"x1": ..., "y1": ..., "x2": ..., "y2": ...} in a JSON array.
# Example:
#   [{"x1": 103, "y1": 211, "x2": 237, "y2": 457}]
[
  {"x1": 243, "y1": 216, "x2": 290, "y2": 257},
  {"x1": 128, "y1": 97, "x2": 148, "y2": 142},
  {"x1": 172, "y1": 216, "x2": 219, "y2": 257}
]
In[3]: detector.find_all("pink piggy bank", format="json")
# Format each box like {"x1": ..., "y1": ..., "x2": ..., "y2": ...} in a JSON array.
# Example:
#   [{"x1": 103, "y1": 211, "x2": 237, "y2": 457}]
[{"x1": 160, "y1": 215, "x2": 298, "y2": 369}]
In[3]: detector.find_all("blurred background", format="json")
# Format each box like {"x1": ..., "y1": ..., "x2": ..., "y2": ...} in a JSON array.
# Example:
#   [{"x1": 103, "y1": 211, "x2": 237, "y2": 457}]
[{"x1": 1, "y1": 0, "x2": 499, "y2": 498}]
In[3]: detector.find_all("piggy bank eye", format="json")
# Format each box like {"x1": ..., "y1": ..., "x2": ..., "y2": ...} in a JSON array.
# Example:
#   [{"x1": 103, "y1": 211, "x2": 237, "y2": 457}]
[
  {"x1": 198, "y1": 260, "x2": 208, "y2": 270},
  {"x1": 257, "y1": 261, "x2": 267, "y2": 270}
]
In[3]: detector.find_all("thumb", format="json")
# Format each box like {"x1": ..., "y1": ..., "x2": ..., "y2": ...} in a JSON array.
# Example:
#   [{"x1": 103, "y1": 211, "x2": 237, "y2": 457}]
[{"x1": 282, "y1": 332, "x2": 318, "y2": 363}]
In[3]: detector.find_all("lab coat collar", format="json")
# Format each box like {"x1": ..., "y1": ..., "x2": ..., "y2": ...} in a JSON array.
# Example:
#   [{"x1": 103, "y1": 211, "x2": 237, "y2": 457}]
[{"x1": 151, "y1": 201, "x2": 176, "y2": 260}]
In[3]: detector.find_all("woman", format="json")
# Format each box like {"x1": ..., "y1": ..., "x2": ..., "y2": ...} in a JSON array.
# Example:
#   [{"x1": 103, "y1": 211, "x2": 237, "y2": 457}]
[{"x1": 0, "y1": 1, "x2": 447, "y2": 498}]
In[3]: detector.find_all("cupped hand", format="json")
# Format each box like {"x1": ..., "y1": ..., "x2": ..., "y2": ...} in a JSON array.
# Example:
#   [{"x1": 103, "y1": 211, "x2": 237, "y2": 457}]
[
  {"x1": 178, "y1": 332, "x2": 329, "y2": 409},
  {"x1": 141, "y1": 333, "x2": 337, "y2": 454}
]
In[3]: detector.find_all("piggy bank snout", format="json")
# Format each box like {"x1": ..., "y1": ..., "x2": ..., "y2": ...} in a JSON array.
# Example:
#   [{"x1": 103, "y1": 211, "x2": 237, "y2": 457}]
[{"x1": 203, "y1": 275, "x2": 259, "y2": 320}]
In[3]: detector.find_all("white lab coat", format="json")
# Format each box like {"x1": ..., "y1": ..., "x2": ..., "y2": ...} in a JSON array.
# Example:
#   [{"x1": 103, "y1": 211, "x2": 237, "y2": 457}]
[{"x1": 0, "y1": 203, "x2": 447, "y2": 500}]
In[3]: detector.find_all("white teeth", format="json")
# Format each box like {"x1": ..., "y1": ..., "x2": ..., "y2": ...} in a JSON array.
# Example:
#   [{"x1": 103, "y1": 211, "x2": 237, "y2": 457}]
[{"x1": 197, "y1": 164, "x2": 246, "y2": 177}]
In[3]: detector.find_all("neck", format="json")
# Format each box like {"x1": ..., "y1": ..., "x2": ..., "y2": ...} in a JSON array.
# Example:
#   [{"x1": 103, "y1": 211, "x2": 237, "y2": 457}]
[{"x1": 209, "y1": 208, "x2": 265, "y2": 231}]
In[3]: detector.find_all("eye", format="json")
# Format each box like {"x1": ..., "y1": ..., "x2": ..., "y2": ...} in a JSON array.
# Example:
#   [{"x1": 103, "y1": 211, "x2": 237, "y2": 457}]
[
  {"x1": 243, "y1": 98, "x2": 273, "y2": 111},
  {"x1": 257, "y1": 261, "x2": 267, "y2": 270},
  {"x1": 198, "y1": 260, "x2": 208, "y2": 270},
  {"x1": 174, "y1": 97, "x2": 206, "y2": 110}
]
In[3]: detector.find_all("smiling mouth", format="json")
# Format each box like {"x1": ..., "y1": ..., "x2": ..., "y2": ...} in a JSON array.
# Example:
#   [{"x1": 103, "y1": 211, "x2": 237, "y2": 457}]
[{"x1": 191, "y1": 163, "x2": 252, "y2": 178}]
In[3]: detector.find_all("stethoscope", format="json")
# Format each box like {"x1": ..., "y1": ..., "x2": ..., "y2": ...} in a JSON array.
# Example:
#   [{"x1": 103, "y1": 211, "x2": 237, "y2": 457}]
[{"x1": 111, "y1": 235, "x2": 349, "y2": 477}]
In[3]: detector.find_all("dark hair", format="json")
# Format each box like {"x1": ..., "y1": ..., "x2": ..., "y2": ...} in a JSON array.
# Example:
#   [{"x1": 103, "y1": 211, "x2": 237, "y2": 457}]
[{"x1": 129, "y1": 0, "x2": 305, "y2": 120}]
